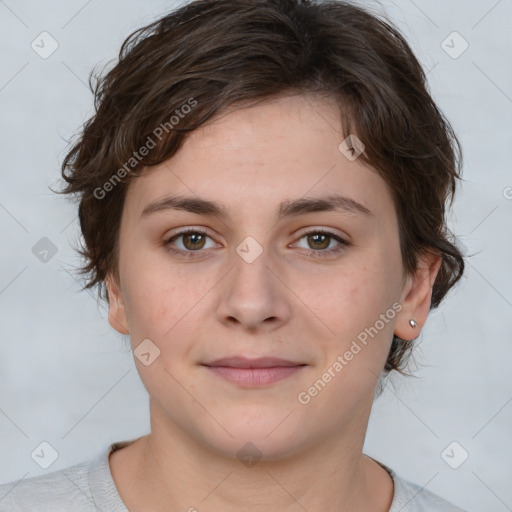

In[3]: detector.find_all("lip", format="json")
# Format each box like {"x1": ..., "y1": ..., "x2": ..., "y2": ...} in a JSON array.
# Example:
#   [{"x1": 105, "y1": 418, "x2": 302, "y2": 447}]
[
  {"x1": 203, "y1": 356, "x2": 304, "y2": 368},
  {"x1": 201, "y1": 356, "x2": 307, "y2": 387}
]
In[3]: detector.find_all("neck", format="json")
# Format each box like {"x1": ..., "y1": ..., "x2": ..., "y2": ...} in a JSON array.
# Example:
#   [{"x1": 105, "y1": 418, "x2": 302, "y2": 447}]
[{"x1": 109, "y1": 401, "x2": 394, "y2": 512}]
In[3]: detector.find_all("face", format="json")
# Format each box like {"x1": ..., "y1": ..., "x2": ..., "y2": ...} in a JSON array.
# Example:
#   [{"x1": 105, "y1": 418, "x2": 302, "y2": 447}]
[{"x1": 106, "y1": 94, "x2": 440, "y2": 460}]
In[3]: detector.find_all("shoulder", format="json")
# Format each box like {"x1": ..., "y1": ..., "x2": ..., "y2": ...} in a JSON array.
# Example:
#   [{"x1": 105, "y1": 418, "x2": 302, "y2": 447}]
[
  {"x1": 0, "y1": 458, "x2": 94, "y2": 512},
  {"x1": 388, "y1": 469, "x2": 469, "y2": 512},
  {"x1": 0, "y1": 440, "x2": 134, "y2": 512}
]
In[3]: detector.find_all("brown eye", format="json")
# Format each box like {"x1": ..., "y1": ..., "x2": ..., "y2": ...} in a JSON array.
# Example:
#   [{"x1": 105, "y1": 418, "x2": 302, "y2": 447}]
[
  {"x1": 307, "y1": 233, "x2": 331, "y2": 250},
  {"x1": 181, "y1": 232, "x2": 206, "y2": 250},
  {"x1": 293, "y1": 229, "x2": 350, "y2": 259},
  {"x1": 164, "y1": 228, "x2": 217, "y2": 256}
]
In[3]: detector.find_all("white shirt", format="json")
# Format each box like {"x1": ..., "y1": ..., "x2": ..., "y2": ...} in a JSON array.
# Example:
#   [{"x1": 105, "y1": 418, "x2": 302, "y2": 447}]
[{"x1": 0, "y1": 439, "x2": 469, "y2": 511}]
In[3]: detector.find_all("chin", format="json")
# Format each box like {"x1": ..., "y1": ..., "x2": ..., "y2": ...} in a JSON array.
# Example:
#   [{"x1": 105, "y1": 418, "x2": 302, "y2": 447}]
[{"x1": 191, "y1": 410, "x2": 315, "y2": 463}]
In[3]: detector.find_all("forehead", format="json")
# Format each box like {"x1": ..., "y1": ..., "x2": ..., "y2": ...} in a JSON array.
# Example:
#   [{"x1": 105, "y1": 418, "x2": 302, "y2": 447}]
[{"x1": 123, "y1": 94, "x2": 394, "y2": 223}]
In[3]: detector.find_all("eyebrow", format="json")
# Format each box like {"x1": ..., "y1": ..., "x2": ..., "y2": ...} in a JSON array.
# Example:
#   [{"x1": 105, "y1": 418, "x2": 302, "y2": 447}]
[{"x1": 140, "y1": 194, "x2": 374, "y2": 220}]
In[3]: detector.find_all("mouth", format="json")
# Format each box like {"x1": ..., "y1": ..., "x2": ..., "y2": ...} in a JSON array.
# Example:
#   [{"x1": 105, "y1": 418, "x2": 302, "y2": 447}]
[{"x1": 201, "y1": 356, "x2": 307, "y2": 387}]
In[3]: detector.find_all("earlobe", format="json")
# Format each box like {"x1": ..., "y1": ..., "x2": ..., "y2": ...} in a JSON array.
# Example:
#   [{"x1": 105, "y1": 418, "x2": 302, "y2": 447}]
[
  {"x1": 105, "y1": 274, "x2": 130, "y2": 335},
  {"x1": 394, "y1": 251, "x2": 442, "y2": 341}
]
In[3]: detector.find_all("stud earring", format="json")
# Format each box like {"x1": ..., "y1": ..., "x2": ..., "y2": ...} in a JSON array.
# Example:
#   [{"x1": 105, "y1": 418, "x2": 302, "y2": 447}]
[{"x1": 409, "y1": 319, "x2": 417, "y2": 328}]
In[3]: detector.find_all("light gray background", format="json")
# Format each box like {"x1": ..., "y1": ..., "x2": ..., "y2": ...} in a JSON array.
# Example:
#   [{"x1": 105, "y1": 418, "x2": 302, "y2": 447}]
[{"x1": 0, "y1": 1, "x2": 511, "y2": 510}]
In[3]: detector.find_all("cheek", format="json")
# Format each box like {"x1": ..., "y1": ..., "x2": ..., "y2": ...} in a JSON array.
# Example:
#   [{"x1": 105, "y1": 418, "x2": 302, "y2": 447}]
[
  {"x1": 120, "y1": 241, "x2": 185, "y2": 328},
  {"x1": 311, "y1": 252, "x2": 398, "y2": 364},
  {"x1": 121, "y1": 260, "x2": 212, "y2": 367},
  {"x1": 121, "y1": 267, "x2": 179, "y2": 343},
  {"x1": 311, "y1": 260, "x2": 385, "y2": 327}
]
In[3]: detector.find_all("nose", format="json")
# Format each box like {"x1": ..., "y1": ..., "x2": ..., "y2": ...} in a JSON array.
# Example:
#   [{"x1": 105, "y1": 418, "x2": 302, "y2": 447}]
[{"x1": 215, "y1": 244, "x2": 292, "y2": 332}]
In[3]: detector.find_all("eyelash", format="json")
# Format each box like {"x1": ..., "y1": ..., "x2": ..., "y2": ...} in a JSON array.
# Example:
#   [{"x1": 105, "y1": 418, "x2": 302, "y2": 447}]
[{"x1": 163, "y1": 228, "x2": 350, "y2": 259}]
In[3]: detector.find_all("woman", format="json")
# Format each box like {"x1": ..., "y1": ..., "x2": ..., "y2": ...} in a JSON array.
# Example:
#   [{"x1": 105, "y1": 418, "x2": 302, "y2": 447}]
[{"x1": 0, "y1": 0, "x2": 468, "y2": 510}]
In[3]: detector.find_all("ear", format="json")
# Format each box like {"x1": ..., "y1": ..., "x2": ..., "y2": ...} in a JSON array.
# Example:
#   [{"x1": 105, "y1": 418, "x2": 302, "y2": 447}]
[
  {"x1": 105, "y1": 273, "x2": 130, "y2": 335},
  {"x1": 394, "y1": 250, "x2": 442, "y2": 341}
]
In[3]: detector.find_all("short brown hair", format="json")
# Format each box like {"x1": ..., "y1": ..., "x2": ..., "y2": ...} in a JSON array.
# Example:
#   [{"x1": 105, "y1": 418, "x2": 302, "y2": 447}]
[{"x1": 57, "y1": 0, "x2": 465, "y2": 375}]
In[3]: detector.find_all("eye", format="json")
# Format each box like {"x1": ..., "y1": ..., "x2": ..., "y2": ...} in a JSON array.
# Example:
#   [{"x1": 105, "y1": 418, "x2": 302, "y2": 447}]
[
  {"x1": 292, "y1": 229, "x2": 350, "y2": 258},
  {"x1": 164, "y1": 228, "x2": 218, "y2": 256},
  {"x1": 163, "y1": 227, "x2": 350, "y2": 259}
]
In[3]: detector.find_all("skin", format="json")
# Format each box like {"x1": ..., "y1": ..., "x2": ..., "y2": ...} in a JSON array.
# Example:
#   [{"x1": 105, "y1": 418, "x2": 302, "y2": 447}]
[{"x1": 105, "y1": 93, "x2": 441, "y2": 512}]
